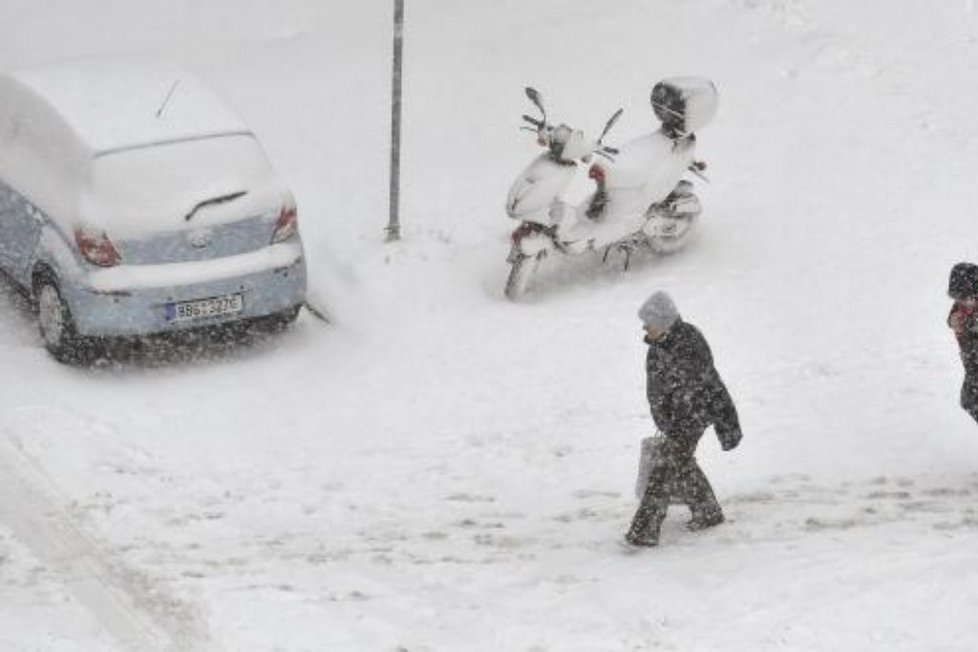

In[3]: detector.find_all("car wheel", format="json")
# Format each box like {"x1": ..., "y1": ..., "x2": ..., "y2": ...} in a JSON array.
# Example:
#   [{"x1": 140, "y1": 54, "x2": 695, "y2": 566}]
[
  {"x1": 35, "y1": 276, "x2": 99, "y2": 364},
  {"x1": 265, "y1": 305, "x2": 301, "y2": 332}
]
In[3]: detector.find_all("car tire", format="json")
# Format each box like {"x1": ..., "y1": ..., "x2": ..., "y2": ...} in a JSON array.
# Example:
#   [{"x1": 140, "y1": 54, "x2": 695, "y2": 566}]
[
  {"x1": 34, "y1": 274, "x2": 100, "y2": 364},
  {"x1": 265, "y1": 305, "x2": 301, "y2": 332}
]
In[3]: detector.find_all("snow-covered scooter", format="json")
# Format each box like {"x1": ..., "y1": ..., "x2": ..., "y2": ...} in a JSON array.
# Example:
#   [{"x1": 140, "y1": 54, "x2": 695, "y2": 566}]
[{"x1": 503, "y1": 78, "x2": 718, "y2": 300}]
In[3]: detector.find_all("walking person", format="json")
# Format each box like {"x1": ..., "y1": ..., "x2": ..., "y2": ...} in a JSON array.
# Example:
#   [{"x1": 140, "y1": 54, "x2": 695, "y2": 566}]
[
  {"x1": 948, "y1": 262, "x2": 978, "y2": 425},
  {"x1": 625, "y1": 291, "x2": 742, "y2": 548}
]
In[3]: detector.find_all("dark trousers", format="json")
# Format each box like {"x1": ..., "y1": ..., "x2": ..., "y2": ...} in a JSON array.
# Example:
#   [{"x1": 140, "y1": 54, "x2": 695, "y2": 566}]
[
  {"x1": 962, "y1": 374, "x2": 978, "y2": 425},
  {"x1": 627, "y1": 435, "x2": 722, "y2": 543}
]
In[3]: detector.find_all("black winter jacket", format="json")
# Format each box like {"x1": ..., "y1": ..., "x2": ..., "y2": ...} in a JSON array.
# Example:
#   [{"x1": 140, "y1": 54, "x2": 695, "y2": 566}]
[{"x1": 645, "y1": 318, "x2": 741, "y2": 449}]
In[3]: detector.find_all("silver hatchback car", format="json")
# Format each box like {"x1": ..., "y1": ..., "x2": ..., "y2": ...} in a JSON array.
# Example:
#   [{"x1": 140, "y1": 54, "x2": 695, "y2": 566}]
[{"x1": 0, "y1": 57, "x2": 307, "y2": 362}]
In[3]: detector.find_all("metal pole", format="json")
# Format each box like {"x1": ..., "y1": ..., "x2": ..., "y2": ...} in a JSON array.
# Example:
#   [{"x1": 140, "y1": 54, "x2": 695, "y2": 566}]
[{"x1": 386, "y1": 0, "x2": 404, "y2": 242}]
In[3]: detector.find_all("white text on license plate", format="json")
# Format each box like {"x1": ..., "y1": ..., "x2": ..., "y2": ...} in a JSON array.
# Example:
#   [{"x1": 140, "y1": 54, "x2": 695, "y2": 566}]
[{"x1": 168, "y1": 294, "x2": 244, "y2": 322}]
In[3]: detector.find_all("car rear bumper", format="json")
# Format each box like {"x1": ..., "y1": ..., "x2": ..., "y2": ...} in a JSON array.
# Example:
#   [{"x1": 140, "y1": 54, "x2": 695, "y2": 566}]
[{"x1": 63, "y1": 242, "x2": 307, "y2": 337}]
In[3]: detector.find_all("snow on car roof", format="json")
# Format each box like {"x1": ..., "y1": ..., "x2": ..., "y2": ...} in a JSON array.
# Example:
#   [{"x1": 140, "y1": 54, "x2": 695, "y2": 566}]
[{"x1": 8, "y1": 56, "x2": 251, "y2": 156}]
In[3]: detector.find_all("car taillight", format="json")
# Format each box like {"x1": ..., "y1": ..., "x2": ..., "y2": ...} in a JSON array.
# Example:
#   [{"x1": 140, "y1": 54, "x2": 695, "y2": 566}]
[
  {"x1": 74, "y1": 227, "x2": 121, "y2": 267},
  {"x1": 271, "y1": 203, "x2": 298, "y2": 244}
]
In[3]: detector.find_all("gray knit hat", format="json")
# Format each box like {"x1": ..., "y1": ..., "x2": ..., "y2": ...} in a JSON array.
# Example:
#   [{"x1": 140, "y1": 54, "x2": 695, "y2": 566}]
[{"x1": 638, "y1": 291, "x2": 679, "y2": 330}]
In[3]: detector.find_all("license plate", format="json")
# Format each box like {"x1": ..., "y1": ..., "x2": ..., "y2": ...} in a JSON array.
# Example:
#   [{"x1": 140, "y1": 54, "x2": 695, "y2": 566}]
[{"x1": 166, "y1": 293, "x2": 244, "y2": 322}]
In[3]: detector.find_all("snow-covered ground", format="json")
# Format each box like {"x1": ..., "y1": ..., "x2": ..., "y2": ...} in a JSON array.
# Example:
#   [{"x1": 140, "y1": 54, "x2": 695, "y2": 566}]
[{"x1": 4, "y1": 0, "x2": 978, "y2": 649}]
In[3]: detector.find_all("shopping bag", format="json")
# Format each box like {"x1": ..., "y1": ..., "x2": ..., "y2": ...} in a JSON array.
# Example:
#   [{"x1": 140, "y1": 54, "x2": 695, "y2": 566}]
[
  {"x1": 634, "y1": 436, "x2": 659, "y2": 499},
  {"x1": 634, "y1": 434, "x2": 683, "y2": 503}
]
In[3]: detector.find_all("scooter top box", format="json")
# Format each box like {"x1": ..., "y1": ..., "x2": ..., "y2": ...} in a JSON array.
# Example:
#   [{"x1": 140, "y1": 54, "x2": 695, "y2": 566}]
[{"x1": 651, "y1": 77, "x2": 718, "y2": 135}]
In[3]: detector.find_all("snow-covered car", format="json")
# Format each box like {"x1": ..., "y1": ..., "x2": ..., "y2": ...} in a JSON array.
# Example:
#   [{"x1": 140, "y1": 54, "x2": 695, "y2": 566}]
[{"x1": 0, "y1": 57, "x2": 307, "y2": 362}]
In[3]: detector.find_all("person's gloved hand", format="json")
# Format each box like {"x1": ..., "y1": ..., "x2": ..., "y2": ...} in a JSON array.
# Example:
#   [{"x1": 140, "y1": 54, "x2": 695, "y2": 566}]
[{"x1": 720, "y1": 428, "x2": 742, "y2": 451}]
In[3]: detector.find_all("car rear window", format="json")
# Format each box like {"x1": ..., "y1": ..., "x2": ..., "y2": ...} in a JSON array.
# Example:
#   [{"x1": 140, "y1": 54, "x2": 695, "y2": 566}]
[{"x1": 89, "y1": 133, "x2": 273, "y2": 235}]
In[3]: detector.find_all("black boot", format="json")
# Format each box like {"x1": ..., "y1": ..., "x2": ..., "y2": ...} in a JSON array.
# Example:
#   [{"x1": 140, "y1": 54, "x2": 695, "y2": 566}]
[
  {"x1": 624, "y1": 530, "x2": 659, "y2": 547},
  {"x1": 685, "y1": 511, "x2": 725, "y2": 532}
]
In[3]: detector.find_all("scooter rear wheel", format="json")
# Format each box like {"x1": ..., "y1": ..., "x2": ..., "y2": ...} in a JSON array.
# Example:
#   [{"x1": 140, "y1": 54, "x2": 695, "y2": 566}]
[{"x1": 646, "y1": 212, "x2": 699, "y2": 255}]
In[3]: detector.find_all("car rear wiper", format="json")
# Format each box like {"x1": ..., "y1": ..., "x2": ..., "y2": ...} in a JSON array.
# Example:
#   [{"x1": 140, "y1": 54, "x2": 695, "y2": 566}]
[{"x1": 184, "y1": 190, "x2": 248, "y2": 222}]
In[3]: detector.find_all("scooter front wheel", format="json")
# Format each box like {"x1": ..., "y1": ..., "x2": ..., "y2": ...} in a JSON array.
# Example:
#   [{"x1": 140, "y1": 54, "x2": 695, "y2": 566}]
[{"x1": 504, "y1": 252, "x2": 542, "y2": 300}]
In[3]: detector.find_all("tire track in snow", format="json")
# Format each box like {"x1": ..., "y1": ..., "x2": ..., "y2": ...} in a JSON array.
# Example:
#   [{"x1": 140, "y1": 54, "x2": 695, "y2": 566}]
[{"x1": 0, "y1": 434, "x2": 218, "y2": 652}]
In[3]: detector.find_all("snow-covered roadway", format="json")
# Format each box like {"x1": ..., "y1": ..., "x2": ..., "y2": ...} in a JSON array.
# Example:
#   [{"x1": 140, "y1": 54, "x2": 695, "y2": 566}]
[{"x1": 4, "y1": 0, "x2": 978, "y2": 649}]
